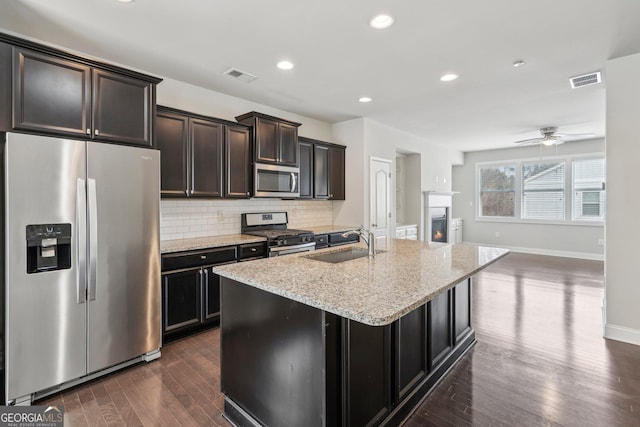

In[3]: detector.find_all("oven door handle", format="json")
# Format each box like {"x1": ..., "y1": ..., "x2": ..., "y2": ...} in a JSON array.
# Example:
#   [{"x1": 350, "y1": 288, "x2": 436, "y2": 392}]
[
  {"x1": 269, "y1": 242, "x2": 316, "y2": 256},
  {"x1": 290, "y1": 172, "x2": 297, "y2": 193}
]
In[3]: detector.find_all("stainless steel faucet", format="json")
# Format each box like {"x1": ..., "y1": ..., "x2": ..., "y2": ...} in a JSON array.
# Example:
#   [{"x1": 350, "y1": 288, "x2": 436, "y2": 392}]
[{"x1": 342, "y1": 226, "x2": 376, "y2": 258}]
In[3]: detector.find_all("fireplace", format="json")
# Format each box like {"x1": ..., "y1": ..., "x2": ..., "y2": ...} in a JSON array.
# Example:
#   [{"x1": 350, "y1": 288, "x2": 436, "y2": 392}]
[
  {"x1": 424, "y1": 191, "x2": 456, "y2": 243},
  {"x1": 430, "y1": 207, "x2": 448, "y2": 243}
]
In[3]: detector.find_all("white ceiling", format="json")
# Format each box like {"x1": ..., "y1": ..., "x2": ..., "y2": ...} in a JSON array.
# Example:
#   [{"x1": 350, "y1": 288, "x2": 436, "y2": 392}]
[{"x1": 2, "y1": 0, "x2": 640, "y2": 152}]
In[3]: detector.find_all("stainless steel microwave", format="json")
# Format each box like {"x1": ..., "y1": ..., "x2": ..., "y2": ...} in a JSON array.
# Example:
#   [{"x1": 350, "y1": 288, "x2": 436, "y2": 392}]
[{"x1": 254, "y1": 163, "x2": 300, "y2": 198}]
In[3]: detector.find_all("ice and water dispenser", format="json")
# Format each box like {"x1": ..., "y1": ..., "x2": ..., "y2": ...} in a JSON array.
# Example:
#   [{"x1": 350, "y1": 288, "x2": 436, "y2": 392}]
[{"x1": 26, "y1": 224, "x2": 72, "y2": 273}]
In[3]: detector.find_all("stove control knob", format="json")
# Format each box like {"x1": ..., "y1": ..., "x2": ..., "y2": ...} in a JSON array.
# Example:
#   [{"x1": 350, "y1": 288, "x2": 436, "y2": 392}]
[
  {"x1": 277, "y1": 240, "x2": 283, "y2": 246},
  {"x1": 283, "y1": 239, "x2": 288, "y2": 245}
]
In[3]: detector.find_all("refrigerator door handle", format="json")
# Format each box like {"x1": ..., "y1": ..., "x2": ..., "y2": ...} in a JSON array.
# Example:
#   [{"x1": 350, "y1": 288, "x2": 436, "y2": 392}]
[
  {"x1": 88, "y1": 178, "x2": 98, "y2": 301},
  {"x1": 77, "y1": 178, "x2": 87, "y2": 304}
]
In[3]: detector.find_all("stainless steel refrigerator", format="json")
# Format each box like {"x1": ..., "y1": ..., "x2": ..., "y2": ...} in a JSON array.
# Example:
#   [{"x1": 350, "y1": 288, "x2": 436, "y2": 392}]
[{"x1": 1, "y1": 132, "x2": 161, "y2": 405}]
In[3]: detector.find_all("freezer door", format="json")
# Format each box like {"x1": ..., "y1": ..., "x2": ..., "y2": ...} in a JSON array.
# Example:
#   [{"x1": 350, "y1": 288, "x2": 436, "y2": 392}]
[
  {"x1": 4, "y1": 134, "x2": 88, "y2": 402},
  {"x1": 86, "y1": 142, "x2": 161, "y2": 373}
]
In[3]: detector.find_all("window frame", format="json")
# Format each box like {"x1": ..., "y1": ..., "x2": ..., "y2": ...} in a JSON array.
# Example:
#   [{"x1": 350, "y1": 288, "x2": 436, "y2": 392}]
[{"x1": 475, "y1": 153, "x2": 605, "y2": 227}]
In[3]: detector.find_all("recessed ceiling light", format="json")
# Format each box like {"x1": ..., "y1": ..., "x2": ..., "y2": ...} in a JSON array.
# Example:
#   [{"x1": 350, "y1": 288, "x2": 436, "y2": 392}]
[
  {"x1": 369, "y1": 14, "x2": 394, "y2": 29},
  {"x1": 513, "y1": 60, "x2": 525, "y2": 68},
  {"x1": 358, "y1": 97, "x2": 372, "y2": 103},
  {"x1": 117, "y1": 0, "x2": 134, "y2": 3},
  {"x1": 440, "y1": 73, "x2": 458, "y2": 82},
  {"x1": 277, "y1": 60, "x2": 294, "y2": 70}
]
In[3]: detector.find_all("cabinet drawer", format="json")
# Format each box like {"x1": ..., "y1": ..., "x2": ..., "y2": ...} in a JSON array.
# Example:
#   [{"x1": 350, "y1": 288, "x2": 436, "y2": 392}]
[
  {"x1": 328, "y1": 232, "x2": 359, "y2": 246},
  {"x1": 314, "y1": 234, "x2": 329, "y2": 249},
  {"x1": 395, "y1": 229, "x2": 406, "y2": 238},
  {"x1": 406, "y1": 227, "x2": 417, "y2": 236},
  {"x1": 238, "y1": 242, "x2": 267, "y2": 260},
  {"x1": 162, "y1": 246, "x2": 237, "y2": 271}
]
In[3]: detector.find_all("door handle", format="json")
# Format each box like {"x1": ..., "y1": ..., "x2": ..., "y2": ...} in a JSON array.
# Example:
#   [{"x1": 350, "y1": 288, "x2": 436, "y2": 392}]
[
  {"x1": 77, "y1": 178, "x2": 87, "y2": 304},
  {"x1": 291, "y1": 172, "x2": 297, "y2": 193},
  {"x1": 88, "y1": 178, "x2": 98, "y2": 301}
]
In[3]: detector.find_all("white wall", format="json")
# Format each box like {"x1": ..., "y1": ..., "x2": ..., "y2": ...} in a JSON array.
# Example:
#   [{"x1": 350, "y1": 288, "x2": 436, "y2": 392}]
[
  {"x1": 332, "y1": 118, "x2": 463, "y2": 235},
  {"x1": 452, "y1": 139, "x2": 605, "y2": 259},
  {"x1": 604, "y1": 52, "x2": 640, "y2": 346},
  {"x1": 157, "y1": 78, "x2": 333, "y2": 141}
]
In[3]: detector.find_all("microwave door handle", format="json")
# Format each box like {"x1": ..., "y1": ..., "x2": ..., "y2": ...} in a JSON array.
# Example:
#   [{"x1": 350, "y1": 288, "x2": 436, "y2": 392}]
[{"x1": 291, "y1": 172, "x2": 297, "y2": 192}]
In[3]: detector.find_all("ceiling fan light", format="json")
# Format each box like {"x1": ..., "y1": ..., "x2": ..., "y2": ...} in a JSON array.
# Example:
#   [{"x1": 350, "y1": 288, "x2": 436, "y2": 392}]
[{"x1": 541, "y1": 138, "x2": 556, "y2": 146}]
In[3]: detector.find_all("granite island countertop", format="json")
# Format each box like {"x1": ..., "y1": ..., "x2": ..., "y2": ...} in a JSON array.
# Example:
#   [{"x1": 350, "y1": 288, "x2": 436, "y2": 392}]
[{"x1": 213, "y1": 239, "x2": 509, "y2": 326}]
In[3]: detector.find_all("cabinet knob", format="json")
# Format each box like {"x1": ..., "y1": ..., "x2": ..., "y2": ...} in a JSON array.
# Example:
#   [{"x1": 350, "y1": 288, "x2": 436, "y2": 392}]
[
  {"x1": 246, "y1": 192, "x2": 250, "y2": 196},
  {"x1": 86, "y1": 128, "x2": 91, "y2": 135},
  {"x1": 200, "y1": 255, "x2": 207, "y2": 259},
  {"x1": 250, "y1": 248, "x2": 257, "y2": 252},
  {"x1": 329, "y1": 194, "x2": 333, "y2": 197},
  {"x1": 95, "y1": 129, "x2": 100, "y2": 136}
]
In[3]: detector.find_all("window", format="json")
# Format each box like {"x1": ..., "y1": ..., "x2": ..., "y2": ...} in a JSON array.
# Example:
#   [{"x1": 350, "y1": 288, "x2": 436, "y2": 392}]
[
  {"x1": 521, "y1": 161, "x2": 565, "y2": 220},
  {"x1": 477, "y1": 155, "x2": 605, "y2": 224},
  {"x1": 478, "y1": 165, "x2": 515, "y2": 217},
  {"x1": 573, "y1": 158, "x2": 605, "y2": 221}
]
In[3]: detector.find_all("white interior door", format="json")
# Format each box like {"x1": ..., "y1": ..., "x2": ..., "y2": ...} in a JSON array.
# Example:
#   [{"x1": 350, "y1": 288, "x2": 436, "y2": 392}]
[{"x1": 370, "y1": 158, "x2": 392, "y2": 250}]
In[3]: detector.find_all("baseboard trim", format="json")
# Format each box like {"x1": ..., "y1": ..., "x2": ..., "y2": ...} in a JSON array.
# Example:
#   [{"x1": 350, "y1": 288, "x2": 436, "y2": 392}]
[
  {"x1": 604, "y1": 324, "x2": 640, "y2": 346},
  {"x1": 464, "y1": 242, "x2": 604, "y2": 261}
]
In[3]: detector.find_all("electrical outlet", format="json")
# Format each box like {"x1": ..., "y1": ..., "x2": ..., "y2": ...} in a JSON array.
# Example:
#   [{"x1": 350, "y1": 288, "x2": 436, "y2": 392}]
[
  {"x1": 495, "y1": 231, "x2": 501, "y2": 238},
  {"x1": 598, "y1": 238, "x2": 605, "y2": 246}
]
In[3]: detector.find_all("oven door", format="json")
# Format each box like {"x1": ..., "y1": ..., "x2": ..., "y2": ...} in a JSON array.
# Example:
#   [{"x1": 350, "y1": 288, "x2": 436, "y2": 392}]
[
  {"x1": 254, "y1": 163, "x2": 300, "y2": 198},
  {"x1": 269, "y1": 242, "x2": 316, "y2": 257}
]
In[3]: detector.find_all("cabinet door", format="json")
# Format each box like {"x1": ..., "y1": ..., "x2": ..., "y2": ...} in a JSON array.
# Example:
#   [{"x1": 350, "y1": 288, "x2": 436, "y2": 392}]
[
  {"x1": 225, "y1": 126, "x2": 251, "y2": 198},
  {"x1": 454, "y1": 279, "x2": 472, "y2": 343},
  {"x1": 278, "y1": 122, "x2": 298, "y2": 165},
  {"x1": 396, "y1": 306, "x2": 428, "y2": 400},
  {"x1": 255, "y1": 117, "x2": 279, "y2": 163},
  {"x1": 329, "y1": 146, "x2": 346, "y2": 200},
  {"x1": 13, "y1": 48, "x2": 90, "y2": 137},
  {"x1": 313, "y1": 145, "x2": 329, "y2": 199},
  {"x1": 92, "y1": 69, "x2": 152, "y2": 146},
  {"x1": 203, "y1": 268, "x2": 221, "y2": 323},
  {"x1": 428, "y1": 290, "x2": 452, "y2": 368},
  {"x1": 155, "y1": 110, "x2": 188, "y2": 197},
  {"x1": 345, "y1": 321, "x2": 392, "y2": 427},
  {"x1": 163, "y1": 269, "x2": 201, "y2": 333},
  {"x1": 298, "y1": 140, "x2": 313, "y2": 199},
  {"x1": 190, "y1": 118, "x2": 223, "y2": 198}
]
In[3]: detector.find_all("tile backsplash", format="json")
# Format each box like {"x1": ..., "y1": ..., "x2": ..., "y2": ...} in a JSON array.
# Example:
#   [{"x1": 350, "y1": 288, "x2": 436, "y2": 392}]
[{"x1": 160, "y1": 199, "x2": 334, "y2": 241}]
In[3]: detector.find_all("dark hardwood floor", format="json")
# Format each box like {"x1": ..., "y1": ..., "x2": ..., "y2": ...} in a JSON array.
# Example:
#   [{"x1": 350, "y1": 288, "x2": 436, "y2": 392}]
[{"x1": 41, "y1": 253, "x2": 640, "y2": 426}]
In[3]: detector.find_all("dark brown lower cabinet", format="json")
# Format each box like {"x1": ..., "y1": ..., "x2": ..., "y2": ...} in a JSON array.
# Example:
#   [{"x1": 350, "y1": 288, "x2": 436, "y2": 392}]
[
  {"x1": 221, "y1": 278, "x2": 475, "y2": 427},
  {"x1": 344, "y1": 321, "x2": 392, "y2": 427},
  {"x1": 161, "y1": 246, "x2": 238, "y2": 340},
  {"x1": 428, "y1": 290, "x2": 452, "y2": 368},
  {"x1": 396, "y1": 305, "x2": 428, "y2": 400}
]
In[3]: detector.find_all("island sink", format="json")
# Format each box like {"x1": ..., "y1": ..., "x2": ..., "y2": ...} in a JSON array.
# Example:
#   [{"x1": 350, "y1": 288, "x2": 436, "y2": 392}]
[{"x1": 305, "y1": 247, "x2": 384, "y2": 263}]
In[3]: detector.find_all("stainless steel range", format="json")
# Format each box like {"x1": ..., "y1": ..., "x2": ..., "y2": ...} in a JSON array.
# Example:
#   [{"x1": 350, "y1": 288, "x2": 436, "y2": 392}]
[{"x1": 241, "y1": 212, "x2": 316, "y2": 257}]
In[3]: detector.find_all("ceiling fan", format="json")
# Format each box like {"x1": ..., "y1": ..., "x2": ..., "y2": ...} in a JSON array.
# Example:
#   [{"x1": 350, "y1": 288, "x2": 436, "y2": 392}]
[{"x1": 514, "y1": 127, "x2": 595, "y2": 146}]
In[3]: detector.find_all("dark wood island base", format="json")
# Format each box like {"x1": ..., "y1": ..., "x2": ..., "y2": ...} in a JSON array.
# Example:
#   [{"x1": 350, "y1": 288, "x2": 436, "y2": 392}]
[{"x1": 220, "y1": 277, "x2": 475, "y2": 427}]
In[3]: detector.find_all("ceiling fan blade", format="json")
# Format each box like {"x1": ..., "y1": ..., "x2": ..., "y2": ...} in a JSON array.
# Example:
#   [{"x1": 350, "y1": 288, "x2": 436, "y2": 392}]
[
  {"x1": 514, "y1": 137, "x2": 542, "y2": 145},
  {"x1": 553, "y1": 132, "x2": 595, "y2": 140}
]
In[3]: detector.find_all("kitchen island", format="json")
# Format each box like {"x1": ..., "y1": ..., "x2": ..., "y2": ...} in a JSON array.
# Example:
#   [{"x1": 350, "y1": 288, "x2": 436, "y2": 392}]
[{"x1": 213, "y1": 239, "x2": 508, "y2": 427}]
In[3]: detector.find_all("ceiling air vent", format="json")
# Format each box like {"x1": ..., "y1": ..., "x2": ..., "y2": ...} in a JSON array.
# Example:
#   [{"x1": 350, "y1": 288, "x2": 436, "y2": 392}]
[
  {"x1": 569, "y1": 71, "x2": 601, "y2": 89},
  {"x1": 224, "y1": 68, "x2": 258, "y2": 83}
]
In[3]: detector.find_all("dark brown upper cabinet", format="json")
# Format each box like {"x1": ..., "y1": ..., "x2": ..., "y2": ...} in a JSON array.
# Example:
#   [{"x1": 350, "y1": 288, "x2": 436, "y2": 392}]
[
  {"x1": 236, "y1": 112, "x2": 301, "y2": 166},
  {"x1": 155, "y1": 109, "x2": 188, "y2": 197},
  {"x1": 155, "y1": 106, "x2": 251, "y2": 199},
  {"x1": 225, "y1": 126, "x2": 252, "y2": 198},
  {"x1": 298, "y1": 139, "x2": 313, "y2": 199},
  {"x1": 299, "y1": 137, "x2": 346, "y2": 200},
  {"x1": 190, "y1": 118, "x2": 224, "y2": 198},
  {"x1": 1, "y1": 33, "x2": 160, "y2": 147}
]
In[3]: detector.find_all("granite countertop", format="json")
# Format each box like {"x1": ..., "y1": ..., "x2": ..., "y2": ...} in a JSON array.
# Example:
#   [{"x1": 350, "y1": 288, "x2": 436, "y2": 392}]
[
  {"x1": 160, "y1": 234, "x2": 266, "y2": 254},
  {"x1": 305, "y1": 225, "x2": 360, "y2": 234},
  {"x1": 213, "y1": 240, "x2": 508, "y2": 326}
]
